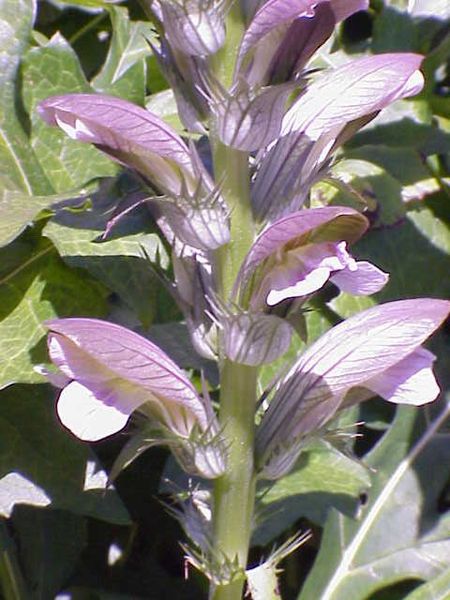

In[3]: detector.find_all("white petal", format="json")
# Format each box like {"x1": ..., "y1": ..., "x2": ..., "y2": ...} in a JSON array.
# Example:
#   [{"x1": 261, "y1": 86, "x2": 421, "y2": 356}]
[
  {"x1": 55, "y1": 113, "x2": 78, "y2": 139},
  {"x1": 267, "y1": 266, "x2": 331, "y2": 305},
  {"x1": 57, "y1": 381, "x2": 129, "y2": 442}
]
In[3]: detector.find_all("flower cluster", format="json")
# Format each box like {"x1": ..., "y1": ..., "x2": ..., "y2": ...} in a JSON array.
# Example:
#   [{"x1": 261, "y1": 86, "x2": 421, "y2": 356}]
[{"x1": 38, "y1": 0, "x2": 448, "y2": 581}]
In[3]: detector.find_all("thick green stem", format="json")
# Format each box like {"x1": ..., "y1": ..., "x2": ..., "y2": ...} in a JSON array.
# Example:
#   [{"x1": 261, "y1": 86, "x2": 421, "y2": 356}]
[
  {"x1": 210, "y1": 2, "x2": 246, "y2": 90},
  {"x1": 210, "y1": 140, "x2": 257, "y2": 600},
  {"x1": 211, "y1": 362, "x2": 257, "y2": 600},
  {"x1": 213, "y1": 143, "x2": 255, "y2": 299},
  {"x1": 208, "y1": 5, "x2": 257, "y2": 599}
]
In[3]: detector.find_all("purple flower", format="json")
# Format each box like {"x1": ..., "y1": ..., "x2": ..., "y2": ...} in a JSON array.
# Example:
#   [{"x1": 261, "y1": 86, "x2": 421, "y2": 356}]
[
  {"x1": 236, "y1": 0, "x2": 369, "y2": 86},
  {"x1": 156, "y1": 0, "x2": 227, "y2": 57},
  {"x1": 38, "y1": 93, "x2": 230, "y2": 251},
  {"x1": 38, "y1": 94, "x2": 202, "y2": 197},
  {"x1": 256, "y1": 298, "x2": 450, "y2": 478},
  {"x1": 252, "y1": 53, "x2": 425, "y2": 221},
  {"x1": 45, "y1": 318, "x2": 225, "y2": 478},
  {"x1": 211, "y1": 80, "x2": 294, "y2": 151},
  {"x1": 281, "y1": 53, "x2": 424, "y2": 141},
  {"x1": 235, "y1": 206, "x2": 388, "y2": 310}
]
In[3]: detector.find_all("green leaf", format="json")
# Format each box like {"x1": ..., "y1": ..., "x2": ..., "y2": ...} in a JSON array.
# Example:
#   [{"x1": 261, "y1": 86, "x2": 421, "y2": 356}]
[
  {"x1": 298, "y1": 404, "x2": 450, "y2": 600},
  {"x1": 254, "y1": 441, "x2": 371, "y2": 545},
  {"x1": 0, "y1": 184, "x2": 97, "y2": 247},
  {"x1": 146, "y1": 89, "x2": 187, "y2": 134},
  {"x1": 371, "y1": 6, "x2": 418, "y2": 53},
  {"x1": 91, "y1": 6, "x2": 155, "y2": 105},
  {"x1": 325, "y1": 158, "x2": 406, "y2": 227},
  {"x1": 0, "y1": 384, "x2": 130, "y2": 524},
  {"x1": 43, "y1": 180, "x2": 169, "y2": 326},
  {"x1": 0, "y1": 236, "x2": 108, "y2": 388},
  {"x1": 12, "y1": 507, "x2": 86, "y2": 600},
  {"x1": 0, "y1": 0, "x2": 51, "y2": 195},
  {"x1": 347, "y1": 101, "x2": 450, "y2": 156},
  {"x1": 346, "y1": 146, "x2": 431, "y2": 188},
  {"x1": 342, "y1": 145, "x2": 447, "y2": 205},
  {"x1": 404, "y1": 567, "x2": 450, "y2": 600},
  {"x1": 21, "y1": 32, "x2": 117, "y2": 192}
]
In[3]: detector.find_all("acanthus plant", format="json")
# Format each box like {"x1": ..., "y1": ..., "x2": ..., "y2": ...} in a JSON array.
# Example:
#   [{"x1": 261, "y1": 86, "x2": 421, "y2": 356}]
[{"x1": 37, "y1": 0, "x2": 449, "y2": 598}]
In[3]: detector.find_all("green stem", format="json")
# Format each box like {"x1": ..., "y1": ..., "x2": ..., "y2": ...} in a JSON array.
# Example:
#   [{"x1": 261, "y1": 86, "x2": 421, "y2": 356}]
[
  {"x1": 210, "y1": 138, "x2": 257, "y2": 599},
  {"x1": 210, "y1": 2, "x2": 246, "y2": 90},
  {"x1": 209, "y1": 7, "x2": 258, "y2": 597},
  {"x1": 207, "y1": 4, "x2": 257, "y2": 598},
  {"x1": 213, "y1": 143, "x2": 255, "y2": 300},
  {"x1": 68, "y1": 12, "x2": 107, "y2": 45},
  {"x1": 211, "y1": 362, "x2": 258, "y2": 600}
]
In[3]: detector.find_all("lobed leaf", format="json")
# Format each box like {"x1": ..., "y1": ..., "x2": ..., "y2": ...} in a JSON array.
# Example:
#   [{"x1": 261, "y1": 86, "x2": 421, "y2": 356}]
[
  {"x1": 0, "y1": 238, "x2": 108, "y2": 389},
  {"x1": 22, "y1": 33, "x2": 117, "y2": 193},
  {"x1": 91, "y1": 6, "x2": 154, "y2": 105},
  {"x1": 0, "y1": 384, "x2": 130, "y2": 524},
  {"x1": 0, "y1": 0, "x2": 51, "y2": 196}
]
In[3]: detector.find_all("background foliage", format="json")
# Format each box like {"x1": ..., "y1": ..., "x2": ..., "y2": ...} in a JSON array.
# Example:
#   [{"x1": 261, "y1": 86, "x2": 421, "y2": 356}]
[{"x1": 0, "y1": 0, "x2": 448, "y2": 598}]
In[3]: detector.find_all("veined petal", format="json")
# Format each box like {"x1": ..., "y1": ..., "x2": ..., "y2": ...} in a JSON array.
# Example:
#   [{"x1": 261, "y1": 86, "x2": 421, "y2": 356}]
[
  {"x1": 236, "y1": 0, "x2": 368, "y2": 84},
  {"x1": 57, "y1": 381, "x2": 132, "y2": 442},
  {"x1": 236, "y1": 206, "x2": 368, "y2": 296},
  {"x1": 223, "y1": 312, "x2": 293, "y2": 365},
  {"x1": 286, "y1": 299, "x2": 449, "y2": 395},
  {"x1": 47, "y1": 319, "x2": 209, "y2": 437},
  {"x1": 330, "y1": 260, "x2": 389, "y2": 295},
  {"x1": 237, "y1": 0, "x2": 320, "y2": 73},
  {"x1": 364, "y1": 348, "x2": 439, "y2": 406},
  {"x1": 281, "y1": 53, "x2": 424, "y2": 140},
  {"x1": 260, "y1": 0, "x2": 368, "y2": 84},
  {"x1": 265, "y1": 2, "x2": 336, "y2": 84},
  {"x1": 213, "y1": 84, "x2": 293, "y2": 151},
  {"x1": 38, "y1": 94, "x2": 196, "y2": 195},
  {"x1": 251, "y1": 129, "x2": 337, "y2": 221},
  {"x1": 160, "y1": 0, "x2": 226, "y2": 56},
  {"x1": 256, "y1": 299, "x2": 449, "y2": 477},
  {"x1": 152, "y1": 189, "x2": 229, "y2": 253},
  {"x1": 252, "y1": 54, "x2": 423, "y2": 220}
]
